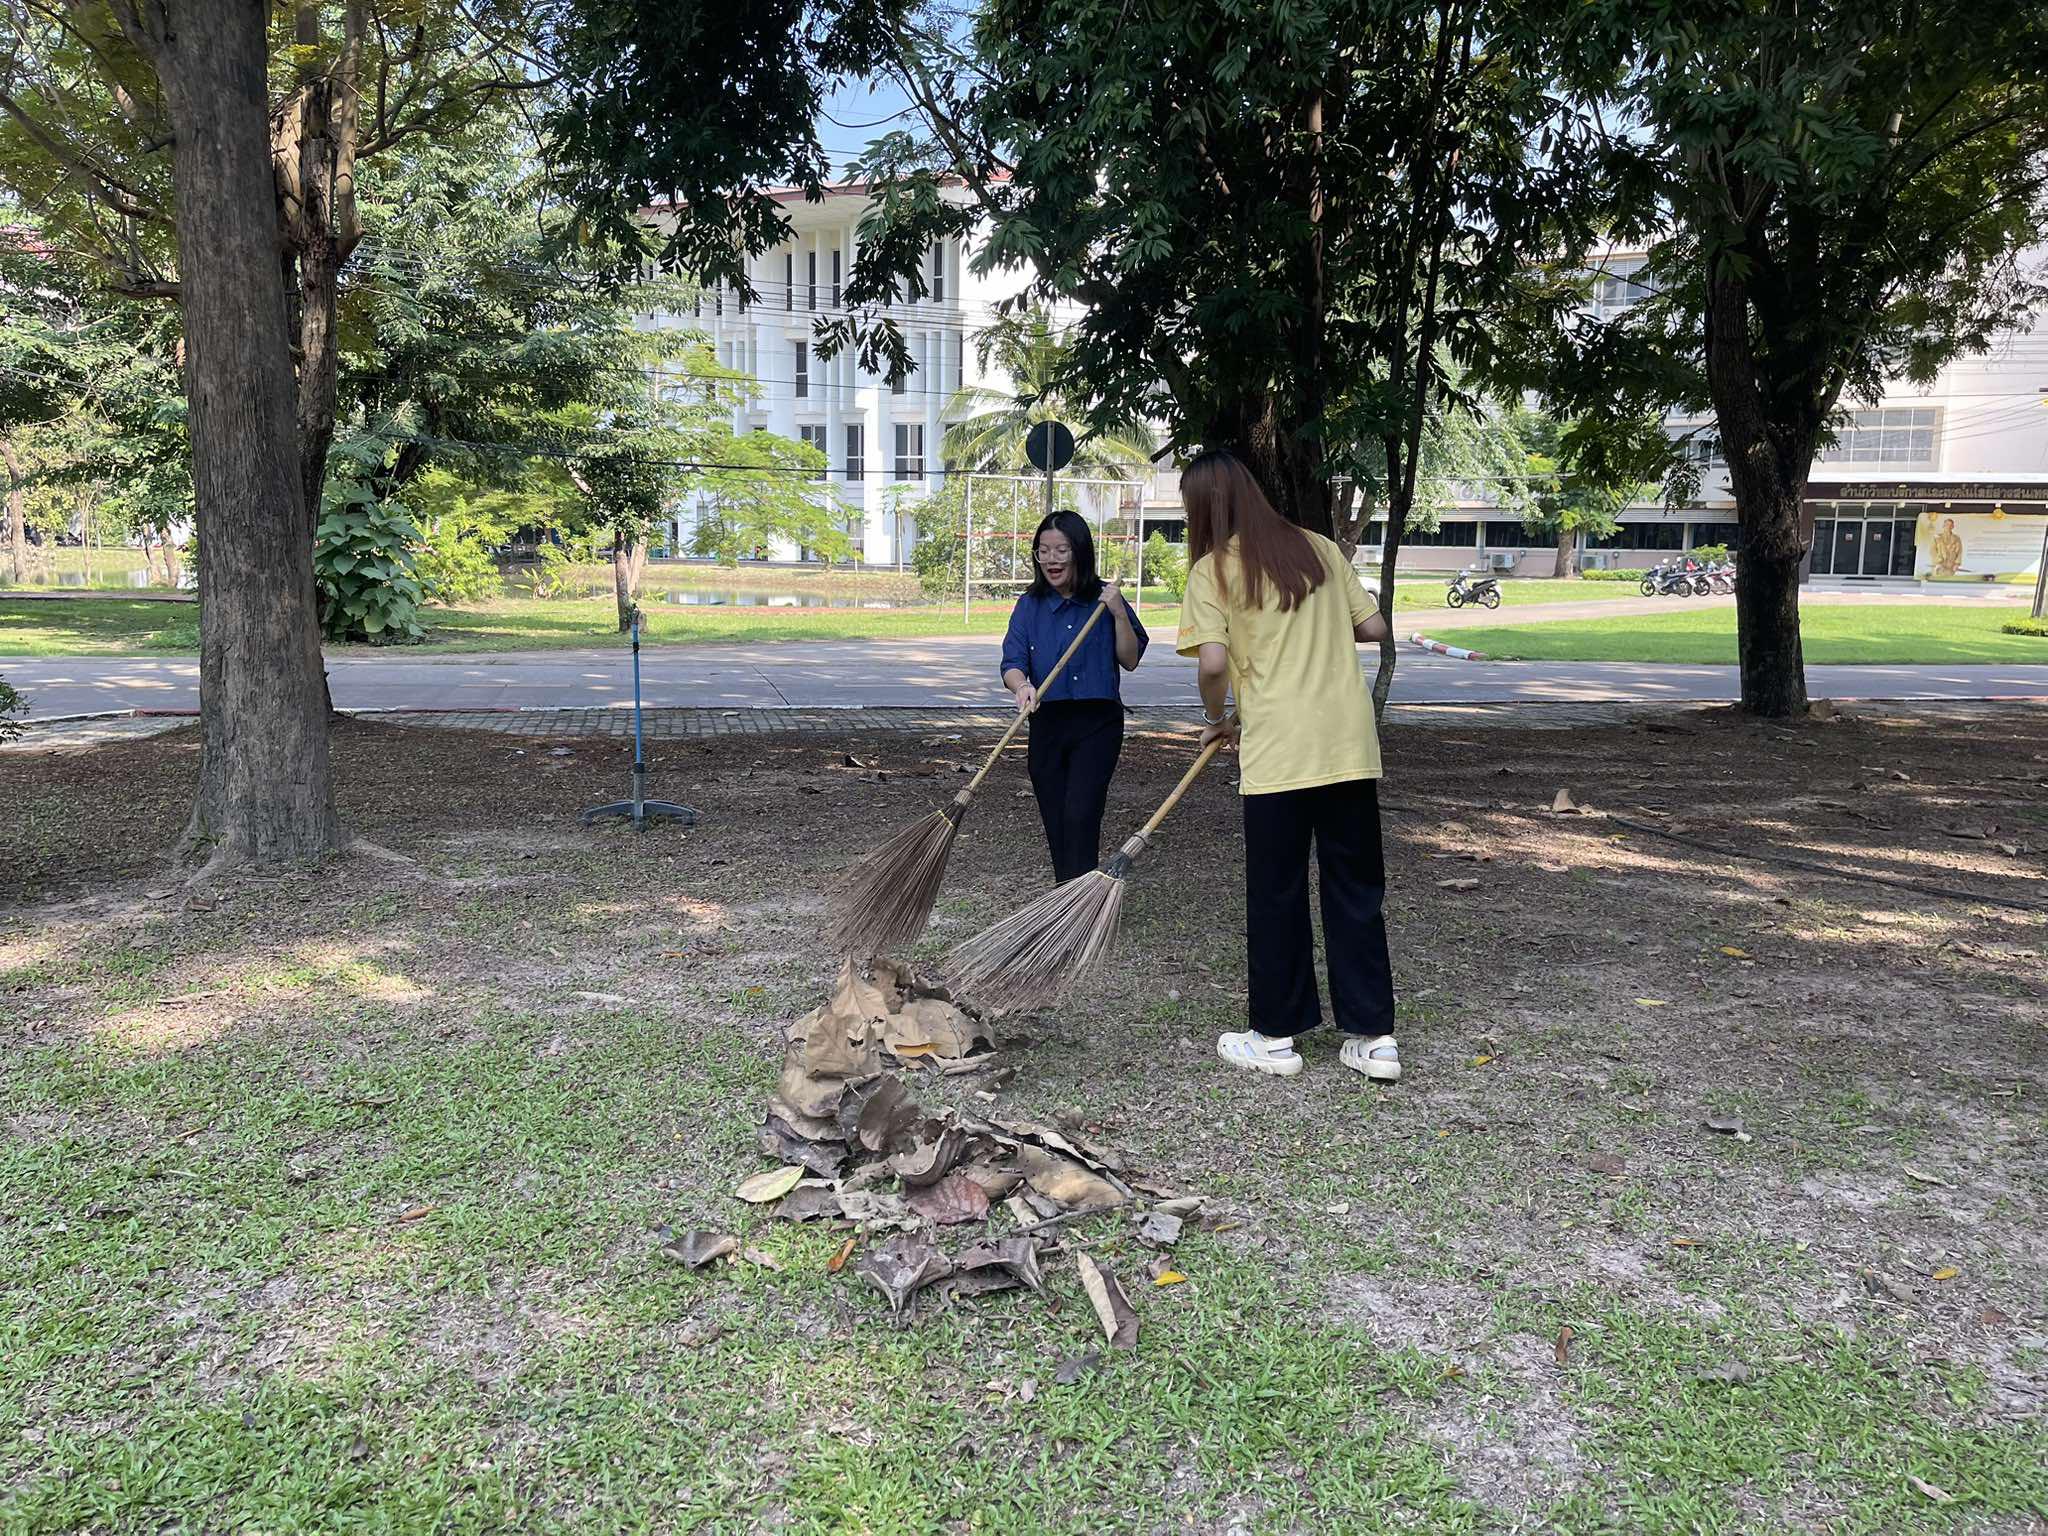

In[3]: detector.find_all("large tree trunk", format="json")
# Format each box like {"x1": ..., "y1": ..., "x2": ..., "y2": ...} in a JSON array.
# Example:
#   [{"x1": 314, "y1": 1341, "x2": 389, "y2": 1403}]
[
  {"x1": 1232, "y1": 395, "x2": 1333, "y2": 537},
  {"x1": 1553, "y1": 521, "x2": 1576, "y2": 579},
  {"x1": 129, "y1": 0, "x2": 343, "y2": 868},
  {"x1": 0, "y1": 437, "x2": 25, "y2": 584},
  {"x1": 1705, "y1": 271, "x2": 1810, "y2": 717}
]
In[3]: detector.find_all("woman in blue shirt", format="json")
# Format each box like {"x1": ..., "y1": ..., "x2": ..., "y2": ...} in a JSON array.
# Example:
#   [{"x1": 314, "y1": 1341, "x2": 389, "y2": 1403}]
[{"x1": 1000, "y1": 510, "x2": 1149, "y2": 882}]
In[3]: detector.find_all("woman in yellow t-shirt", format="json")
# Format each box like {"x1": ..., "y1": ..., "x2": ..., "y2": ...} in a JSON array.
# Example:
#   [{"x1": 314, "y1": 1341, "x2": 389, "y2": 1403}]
[{"x1": 1175, "y1": 450, "x2": 1399, "y2": 1082}]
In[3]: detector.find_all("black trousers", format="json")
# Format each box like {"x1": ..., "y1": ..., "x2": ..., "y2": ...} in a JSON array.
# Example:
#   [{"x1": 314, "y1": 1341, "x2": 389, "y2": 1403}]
[
  {"x1": 1027, "y1": 700, "x2": 1125, "y2": 883},
  {"x1": 1243, "y1": 777, "x2": 1396, "y2": 1040}
]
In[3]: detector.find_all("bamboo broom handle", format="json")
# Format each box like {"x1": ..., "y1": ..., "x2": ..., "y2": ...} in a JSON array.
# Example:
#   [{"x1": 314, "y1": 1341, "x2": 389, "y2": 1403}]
[
  {"x1": 1118, "y1": 736, "x2": 1226, "y2": 854},
  {"x1": 959, "y1": 598, "x2": 1113, "y2": 798}
]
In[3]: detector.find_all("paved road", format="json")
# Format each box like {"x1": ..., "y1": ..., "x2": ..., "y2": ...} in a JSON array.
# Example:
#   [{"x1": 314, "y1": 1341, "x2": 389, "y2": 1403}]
[{"x1": 7, "y1": 633, "x2": 2047, "y2": 716}]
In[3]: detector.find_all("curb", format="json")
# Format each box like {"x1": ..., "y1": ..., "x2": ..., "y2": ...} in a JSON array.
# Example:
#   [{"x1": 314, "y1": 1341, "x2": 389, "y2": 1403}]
[{"x1": 1409, "y1": 632, "x2": 1489, "y2": 662}]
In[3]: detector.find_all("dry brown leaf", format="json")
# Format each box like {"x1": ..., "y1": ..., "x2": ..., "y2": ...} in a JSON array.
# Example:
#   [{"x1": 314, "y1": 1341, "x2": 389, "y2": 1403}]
[
  {"x1": 1902, "y1": 1164, "x2": 1951, "y2": 1188},
  {"x1": 1015, "y1": 1145, "x2": 1124, "y2": 1211},
  {"x1": 887, "y1": 1125, "x2": 968, "y2": 1188},
  {"x1": 1551, "y1": 788, "x2": 1579, "y2": 813},
  {"x1": 856, "y1": 1235, "x2": 953, "y2": 1324},
  {"x1": 1076, "y1": 1253, "x2": 1140, "y2": 1351},
  {"x1": 757, "y1": 1112, "x2": 847, "y2": 1177},
  {"x1": 734, "y1": 1166, "x2": 806, "y2": 1205},
  {"x1": 660, "y1": 1230, "x2": 737, "y2": 1270},
  {"x1": 741, "y1": 1246, "x2": 783, "y2": 1272},
  {"x1": 394, "y1": 1203, "x2": 440, "y2": 1224},
  {"x1": 773, "y1": 1185, "x2": 843, "y2": 1223},
  {"x1": 1438, "y1": 877, "x2": 1481, "y2": 893},
  {"x1": 827, "y1": 1236, "x2": 857, "y2": 1273},
  {"x1": 907, "y1": 1171, "x2": 991, "y2": 1226},
  {"x1": 956, "y1": 1236, "x2": 1044, "y2": 1294},
  {"x1": 1554, "y1": 1325, "x2": 1574, "y2": 1365},
  {"x1": 1586, "y1": 1152, "x2": 1627, "y2": 1177},
  {"x1": 1906, "y1": 1475, "x2": 1954, "y2": 1505}
]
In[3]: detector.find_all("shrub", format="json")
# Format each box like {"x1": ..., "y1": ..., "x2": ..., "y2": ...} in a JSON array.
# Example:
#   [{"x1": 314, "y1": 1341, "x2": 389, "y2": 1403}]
[
  {"x1": 1144, "y1": 531, "x2": 1188, "y2": 598},
  {"x1": 1690, "y1": 543, "x2": 1732, "y2": 563},
  {"x1": 1579, "y1": 567, "x2": 1644, "y2": 581},
  {"x1": 2001, "y1": 616, "x2": 2048, "y2": 638},
  {"x1": 314, "y1": 482, "x2": 427, "y2": 643},
  {"x1": 0, "y1": 675, "x2": 25, "y2": 740},
  {"x1": 416, "y1": 523, "x2": 501, "y2": 606}
]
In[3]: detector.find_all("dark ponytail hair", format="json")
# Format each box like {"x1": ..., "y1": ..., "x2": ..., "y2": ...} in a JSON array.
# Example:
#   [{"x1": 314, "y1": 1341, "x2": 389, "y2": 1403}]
[{"x1": 1025, "y1": 509, "x2": 1104, "y2": 601}]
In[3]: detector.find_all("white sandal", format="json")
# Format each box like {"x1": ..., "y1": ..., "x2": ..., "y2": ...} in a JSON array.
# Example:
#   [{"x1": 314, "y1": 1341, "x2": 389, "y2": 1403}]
[
  {"x1": 1341, "y1": 1034, "x2": 1401, "y2": 1082},
  {"x1": 1217, "y1": 1030, "x2": 1305, "y2": 1078}
]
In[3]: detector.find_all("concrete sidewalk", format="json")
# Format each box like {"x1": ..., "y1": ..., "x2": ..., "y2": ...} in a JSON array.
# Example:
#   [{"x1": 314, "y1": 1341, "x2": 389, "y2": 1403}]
[{"x1": 6, "y1": 631, "x2": 2047, "y2": 719}]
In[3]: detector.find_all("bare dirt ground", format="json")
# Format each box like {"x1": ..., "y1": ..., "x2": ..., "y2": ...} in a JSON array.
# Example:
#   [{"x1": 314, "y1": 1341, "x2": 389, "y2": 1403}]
[{"x1": 2, "y1": 705, "x2": 2044, "y2": 1533}]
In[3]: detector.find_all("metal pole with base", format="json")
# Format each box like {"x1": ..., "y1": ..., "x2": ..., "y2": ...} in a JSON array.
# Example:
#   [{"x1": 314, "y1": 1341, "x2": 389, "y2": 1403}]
[{"x1": 580, "y1": 613, "x2": 698, "y2": 830}]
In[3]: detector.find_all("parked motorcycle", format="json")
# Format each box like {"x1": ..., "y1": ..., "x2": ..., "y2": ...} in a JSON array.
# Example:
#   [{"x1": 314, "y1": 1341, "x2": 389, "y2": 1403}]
[{"x1": 1446, "y1": 571, "x2": 1503, "y2": 609}]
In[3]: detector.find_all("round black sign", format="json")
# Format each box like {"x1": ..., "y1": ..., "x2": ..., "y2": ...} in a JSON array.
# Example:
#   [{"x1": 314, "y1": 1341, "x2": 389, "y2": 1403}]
[{"x1": 1025, "y1": 420, "x2": 1076, "y2": 473}]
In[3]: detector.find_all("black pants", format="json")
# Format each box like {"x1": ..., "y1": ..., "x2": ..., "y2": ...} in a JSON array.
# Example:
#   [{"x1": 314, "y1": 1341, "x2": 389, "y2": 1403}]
[
  {"x1": 1028, "y1": 700, "x2": 1124, "y2": 883},
  {"x1": 1243, "y1": 777, "x2": 1396, "y2": 1040}
]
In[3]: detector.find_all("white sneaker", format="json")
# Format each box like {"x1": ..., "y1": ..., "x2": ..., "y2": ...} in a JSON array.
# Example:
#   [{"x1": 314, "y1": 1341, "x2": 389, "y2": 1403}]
[
  {"x1": 1217, "y1": 1030, "x2": 1305, "y2": 1078},
  {"x1": 1341, "y1": 1034, "x2": 1401, "y2": 1082}
]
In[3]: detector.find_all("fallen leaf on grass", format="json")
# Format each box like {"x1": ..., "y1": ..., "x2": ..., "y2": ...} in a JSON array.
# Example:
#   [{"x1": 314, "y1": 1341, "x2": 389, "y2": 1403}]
[
  {"x1": 956, "y1": 1236, "x2": 1044, "y2": 1294},
  {"x1": 1690, "y1": 1361, "x2": 1754, "y2": 1385},
  {"x1": 1902, "y1": 1165, "x2": 1951, "y2": 1188},
  {"x1": 1053, "y1": 1351, "x2": 1101, "y2": 1386},
  {"x1": 1862, "y1": 1269, "x2": 1918, "y2": 1305},
  {"x1": 734, "y1": 1166, "x2": 806, "y2": 1205},
  {"x1": 394, "y1": 1203, "x2": 440, "y2": 1224},
  {"x1": 1135, "y1": 1211, "x2": 1183, "y2": 1246},
  {"x1": 1554, "y1": 1325, "x2": 1574, "y2": 1366},
  {"x1": 1469, "y1": 1054, "x2": 1495, "y2": 1068},
  {"x1": 887, "y1": 1125, "x2": 968, "y2": 1188},
  {"x1": 757, "y1": 1113, "x2": 847, "y2": 1177},
  {"x1": 1076, "y1": 1253, "x2": 1140, "y2": 1351},
  {"x1": 1669, "y1": 1236, "x2": 1703, "y2": 1248},
  {"x1": 1703, "y1": 1115, "x2": 1752, "y2": 1142},
  {"x1": 907, "y1": 1172, "x2": 991, "y2": 1226},
  {"x1": 774, "y1": 1185, "x2": 843, "y2": 1223},
  {"x1": 1151, "y1": 1269, "x2": 1187, "y2": 1287},
  {"x1": 1633, "y1": 998, "x2": 1669, "y2": 1008},
  {"x1": 1906, "y1": 1475, "x2": 1954, "y2": 1505},
  {"x1": 661, "y1": 1231, "x2": 738, "y2": 1270},
  {"x1": 1437, "y1": 878, "x2": 1481, "y2": 893},
  {"x1": 1585, "y1": 1152, "x2": 1627, "y2": 1177},
  {"x1": 1551, "y1": 788, "x2": 1579, "y2": 814},
  {"x1": 1015, "y1": 1146, "x2": 1125, "y2": 1211},
  {"x1": 838, "y1": 1189, "x2": 918, "y2": 1232},
  {"x1": 827, "y1": 1236, "x2": 857, "y2": 1273},
  {"x1": 1932, "y1": 1266, "x2": 1961, "y2": 1282},
  {"x1": 1719, "y1": 945, "x2": 1751, "y2": 959},
  {"x1": 856, "y1": 1235, "x2": 953, "y2": 1323},
  {"x1": 742, "y1": 1247, "x2": 783, "y2": 1272}
]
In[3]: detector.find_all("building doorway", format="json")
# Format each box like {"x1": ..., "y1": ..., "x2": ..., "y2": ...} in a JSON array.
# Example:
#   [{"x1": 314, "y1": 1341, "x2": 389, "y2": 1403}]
[{"x1": 1809, "y1": 506, "x2": 1919, "y2": 578}]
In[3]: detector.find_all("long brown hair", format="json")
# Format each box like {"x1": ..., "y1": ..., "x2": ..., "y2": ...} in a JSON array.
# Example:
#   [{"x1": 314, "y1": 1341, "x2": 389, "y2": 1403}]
[{"x1": 1181, "y1": 450, "x2": 1326, "y2": 612}]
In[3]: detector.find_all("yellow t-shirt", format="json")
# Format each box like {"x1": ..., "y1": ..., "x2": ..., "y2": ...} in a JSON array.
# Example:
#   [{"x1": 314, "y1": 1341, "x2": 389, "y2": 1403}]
[{"x1": 1175, "y1": 531, "x2": 1382, "y2": 795}]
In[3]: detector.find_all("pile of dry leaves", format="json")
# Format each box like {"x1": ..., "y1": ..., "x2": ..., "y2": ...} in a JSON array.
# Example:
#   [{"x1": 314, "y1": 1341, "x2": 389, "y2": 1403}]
[{"x1": 662, "y1": 960, "x2": 1213, "y2": 1345}]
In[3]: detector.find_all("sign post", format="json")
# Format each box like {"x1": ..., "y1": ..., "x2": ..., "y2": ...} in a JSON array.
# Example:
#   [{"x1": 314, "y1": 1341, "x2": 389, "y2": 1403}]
[{"x1": 1025, "y1": 421, "x2": 1077, "y2": 524}]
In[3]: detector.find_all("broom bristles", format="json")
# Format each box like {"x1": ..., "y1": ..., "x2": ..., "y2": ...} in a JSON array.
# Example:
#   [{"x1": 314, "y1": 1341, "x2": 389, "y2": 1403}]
[
  {"x1": 942, "y1": 866, "x2": 1132, "y2": 1013},
  {"x1": 826, "y1": 800, "x2": 965, "y2": 959}
]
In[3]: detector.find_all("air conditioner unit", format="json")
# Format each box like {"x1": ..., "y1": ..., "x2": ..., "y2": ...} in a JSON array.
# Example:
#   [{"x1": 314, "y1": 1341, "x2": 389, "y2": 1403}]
[
  {"x1": 1489, "y1": 552, "x2": 1518, "y2": 571},
  {"x1": 1581, "y1": 550, "x2": 1615, "y2": 570}
]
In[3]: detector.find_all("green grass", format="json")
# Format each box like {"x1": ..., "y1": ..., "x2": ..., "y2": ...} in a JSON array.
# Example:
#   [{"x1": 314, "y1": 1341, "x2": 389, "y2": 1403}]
[
  {"x1": 2, "y1": 577, "x2": 1638, "y2": 657},
  {"x1": 1443, "y1": 604, "x2": 2048, "y2": 664}
]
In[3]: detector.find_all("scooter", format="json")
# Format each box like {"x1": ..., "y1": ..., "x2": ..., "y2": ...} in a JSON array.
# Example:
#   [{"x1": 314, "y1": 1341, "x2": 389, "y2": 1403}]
[{"x1": 1446, "y1": 570, "x2": 1502, "y2": 609}]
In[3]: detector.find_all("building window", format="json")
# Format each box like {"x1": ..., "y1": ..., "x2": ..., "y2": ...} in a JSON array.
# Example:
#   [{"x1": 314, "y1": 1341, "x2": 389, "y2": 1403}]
[
  {"x1": 932, "y1": 243, "x2": 945, "y2": 303},
  {"x1": 890, "y1": 369, "x2": 907, "y2": 397},
  {"x1": 1592, "y1": 259, "x2": 1651, "y2": 314},
  {"x1": 1672, "y1": 430, "x2": 1721, "y2": 466},
  {"x1": 844, "y1": 424, "x2": 864, "y2": 482},
  {"x1": 1810, "y1": 504, "x2": 1918, "y2": 577},
  {"x1": 784, "y1": 254, "x2": 794, "y2": 312},
  {"x1": 894, "y1": 423, "x2": 925, "y2": 481},
  {"x1": 793, "y1": 342, "x2": 809, "y2": 400},
  {"x1": 1689, "y1": 521, "x2": 1743, "y2": 550},
  {"x1": 1485, "y1": 520, "x2": 1540, "y2": 547},
  {"x1": 1590, "y1": 521, "x2": 1686, "y2": 551},
  {"x1": 714, "y1": 286, "x2": 722, "y2": 318},
  {"x1": 798, "y1": 423, "x2": 827, "y2": 480},
  {"x1": 1401, "y1": 520, "x2": 1480, "y2": 548},
  {"x1": 1816, "y1": 408, "x2": 1938, "y2": 465},
  {"x1": 807, "y1": 251, "x2": 817, "y2": 312},
  {"x1": 831, "y1": 249, "x2": 842, "y2": 307}
]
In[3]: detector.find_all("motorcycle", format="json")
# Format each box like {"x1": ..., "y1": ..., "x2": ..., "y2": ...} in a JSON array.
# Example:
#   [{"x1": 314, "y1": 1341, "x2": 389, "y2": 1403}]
[{"x1": 1446, "y1": 571, "x2": 1502, "y2": 609}]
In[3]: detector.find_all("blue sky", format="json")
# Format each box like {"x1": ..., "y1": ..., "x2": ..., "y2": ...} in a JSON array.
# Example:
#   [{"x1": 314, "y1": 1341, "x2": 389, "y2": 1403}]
[{"x1": 815, "y1": 77, "x2": 920, "y2": 176}]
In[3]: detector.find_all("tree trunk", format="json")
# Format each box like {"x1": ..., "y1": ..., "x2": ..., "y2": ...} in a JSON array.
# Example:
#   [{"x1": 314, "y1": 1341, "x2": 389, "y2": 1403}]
[
  {"x1": 0, "y1": 437, "x2": 25, "y2": 585},
  {"x1": 1553, "y1": 521, "x2": 1576, "y2": 579},
  {"x1": 1704, "y1": 271, "x2": 1809, "y2": 717},
  {"x1": 132, "y1": 0, "x2": 343, "y2": 868},
  {"x1": 613, "y1": 531, "x2": 646, "y2": 631},
  {"x1": 1232, "y1": 395, "x2": 1333, "y2": 536}
]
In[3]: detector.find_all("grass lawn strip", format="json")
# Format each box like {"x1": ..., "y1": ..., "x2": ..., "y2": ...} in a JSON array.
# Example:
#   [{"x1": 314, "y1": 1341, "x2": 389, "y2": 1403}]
[
  {"x1": 2, "y1": 709, "x2": 2044, "y2": 1531},
  {"x1": 1443, "y1": 606, "x2": 2048, "y2": 666}
]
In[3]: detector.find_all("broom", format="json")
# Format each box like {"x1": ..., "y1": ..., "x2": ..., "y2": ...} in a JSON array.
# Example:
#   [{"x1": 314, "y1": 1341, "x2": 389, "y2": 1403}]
[
  {"x1": 826, "y1": 598, "x2": 1114, "y2": 960},
  {"x1": 942, "y1": 735, "x2": 1227, "y2": 1012}
]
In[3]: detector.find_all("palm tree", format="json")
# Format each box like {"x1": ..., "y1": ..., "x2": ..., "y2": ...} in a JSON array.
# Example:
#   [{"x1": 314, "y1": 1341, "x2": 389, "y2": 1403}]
[{"x1": 943, "y1": 311, "x2": 1155, "y2": 475}]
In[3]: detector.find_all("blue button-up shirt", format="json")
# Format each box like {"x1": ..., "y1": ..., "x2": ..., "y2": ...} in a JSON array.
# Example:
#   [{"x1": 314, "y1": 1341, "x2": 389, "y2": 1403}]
[{"x1": 1001, "y1": 587, "x2": 1149, "y2": 705}]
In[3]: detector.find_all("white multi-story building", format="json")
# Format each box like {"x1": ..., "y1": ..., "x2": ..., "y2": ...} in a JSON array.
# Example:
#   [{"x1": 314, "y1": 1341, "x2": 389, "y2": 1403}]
[
  {"x1": 1363, "y1": 250, "x2": 2048, "y2": 583},
  {"x1": 644, "y1": 182, "x2": 1045, "y2": 566}
]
